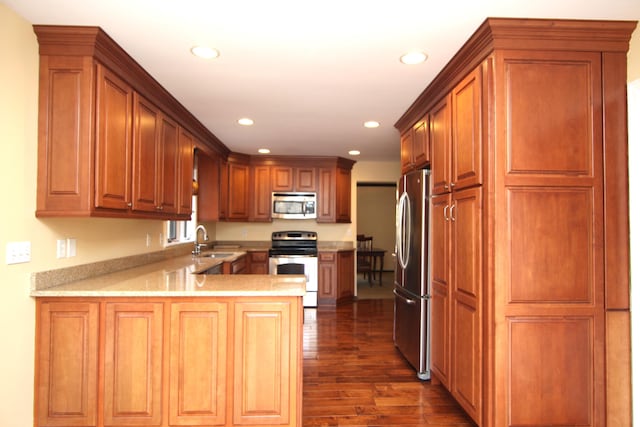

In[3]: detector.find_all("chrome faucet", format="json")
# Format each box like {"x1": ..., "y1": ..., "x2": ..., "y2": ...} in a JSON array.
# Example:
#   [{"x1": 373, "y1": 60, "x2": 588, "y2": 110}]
[{"x1": 192, "y1": 224, "x2": 209, "y2": 256}]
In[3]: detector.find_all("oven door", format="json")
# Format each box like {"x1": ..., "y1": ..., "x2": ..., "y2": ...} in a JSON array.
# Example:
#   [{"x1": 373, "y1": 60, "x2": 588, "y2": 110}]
[{"x1": 269, "y1": 255, "x2": 318, "y2": 307}]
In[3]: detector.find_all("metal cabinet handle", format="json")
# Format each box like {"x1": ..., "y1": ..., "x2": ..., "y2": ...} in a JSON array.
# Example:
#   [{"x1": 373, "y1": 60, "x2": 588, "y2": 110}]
[
  {"x1": 450, "y1": 204, "x2": 456, "y2": 221},
  {"x1": 393, "y1": 289, "x2": 416, "y2": 305},
  {"x1": 444, "y1": 205, "x2": 449, "y2": 221}
]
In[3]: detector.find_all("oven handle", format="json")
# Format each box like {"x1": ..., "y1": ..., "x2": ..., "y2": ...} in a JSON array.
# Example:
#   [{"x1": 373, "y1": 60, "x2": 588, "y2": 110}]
[{"x1": 269, "y1": 254, "x2": 318, "y2": 258}]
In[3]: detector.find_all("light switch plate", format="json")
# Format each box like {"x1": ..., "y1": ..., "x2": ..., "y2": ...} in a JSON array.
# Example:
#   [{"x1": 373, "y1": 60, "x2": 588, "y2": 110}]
[
  {"x1": 56, "y1": 239, "x2": 66, "y2": 259},
  {"x1": 6, "y1": 241, "x2": 31, "y2": 264},
  {"x1": 66, "y1": 238, "x2": 77, "y2": 257}
]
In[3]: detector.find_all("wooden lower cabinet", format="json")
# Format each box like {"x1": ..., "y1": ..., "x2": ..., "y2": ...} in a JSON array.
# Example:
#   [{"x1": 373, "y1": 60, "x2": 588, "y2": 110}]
[
  {"x1": 36, "y1": 302, "x2": 99, "y2": 427},
  {"x1": 247, "y1": 251, "x2": 269, "y2": 274},
  {"x1": 233, "y1": 301, "x2": 298, "y2": 425},
  {"x1": 104, "y1": 302, "x2": 164, "y2": 426},
  {"x1": 35, "y1": 297, "x2": 302, "y2": 427},
  {"x1": 169, "y1": 302, "x2": 228, "y2": 426},
  {"x1": 317, "y1": 250, "x2": 355, "y2": 306}
]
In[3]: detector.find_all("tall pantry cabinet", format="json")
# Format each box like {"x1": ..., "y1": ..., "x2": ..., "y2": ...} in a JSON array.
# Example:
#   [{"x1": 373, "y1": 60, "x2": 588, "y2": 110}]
[{"x1": 395, "y1": 18, "x2": 636, "y2": 427}]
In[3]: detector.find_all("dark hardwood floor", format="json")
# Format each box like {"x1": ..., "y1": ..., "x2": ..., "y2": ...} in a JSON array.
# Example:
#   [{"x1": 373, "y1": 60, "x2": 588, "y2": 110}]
[{"x1": 303, "y1": 299, "x2": 475, "y2": 426}]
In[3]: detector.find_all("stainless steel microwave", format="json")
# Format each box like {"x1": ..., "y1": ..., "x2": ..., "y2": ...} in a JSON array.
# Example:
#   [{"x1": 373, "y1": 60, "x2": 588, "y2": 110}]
[{"x1": 272, "y1": 192, "x2": 317, "y2": 219}]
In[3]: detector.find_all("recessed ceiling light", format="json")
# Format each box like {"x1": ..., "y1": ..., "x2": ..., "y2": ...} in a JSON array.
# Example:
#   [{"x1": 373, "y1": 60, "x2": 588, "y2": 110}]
[
  {"x1": 364, "y1": 121, "x2": 380, "y2": 128},
  {"x1": 348, "y1": 150, "x2": 361, "y2": 156},
  {"x1": 238, "y1": 118, "x2": 254, "y2": 126},
  {"x1": 400, "y1": 51, "x2": 428, "y2": 65},
  {"x1": 190, "y1": 46, "x2": 220, "y2": 59},
  {"x1": 258, "y1": 148, "x2": 270, "y2": 154}
]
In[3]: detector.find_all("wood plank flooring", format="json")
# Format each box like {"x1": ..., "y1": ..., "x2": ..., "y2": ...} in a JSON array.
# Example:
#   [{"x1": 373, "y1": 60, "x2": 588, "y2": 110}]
[{"x1": 303, "y1": 299, "x2": 475, "y2": 426}]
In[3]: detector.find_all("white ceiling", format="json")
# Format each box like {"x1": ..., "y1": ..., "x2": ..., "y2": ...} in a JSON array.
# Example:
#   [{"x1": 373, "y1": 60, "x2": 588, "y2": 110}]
[{"x1": 5, "y1": 0, "x2": 640, "y2": 161}]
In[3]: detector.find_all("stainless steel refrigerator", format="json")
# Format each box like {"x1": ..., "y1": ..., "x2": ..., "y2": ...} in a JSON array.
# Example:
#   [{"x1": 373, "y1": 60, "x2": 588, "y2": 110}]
[{"x1": 393, "y1": 168, "x2": 430, "y2": 380}]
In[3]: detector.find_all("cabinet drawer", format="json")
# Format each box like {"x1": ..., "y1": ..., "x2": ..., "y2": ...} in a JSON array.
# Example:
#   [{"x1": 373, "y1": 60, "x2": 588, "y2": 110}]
[
  {"x1": 319, "y1": 252, "x2": 336, "y2": 262},
  {"x1": 249, "y1": 251, "x2": 268, "y2": 262}
]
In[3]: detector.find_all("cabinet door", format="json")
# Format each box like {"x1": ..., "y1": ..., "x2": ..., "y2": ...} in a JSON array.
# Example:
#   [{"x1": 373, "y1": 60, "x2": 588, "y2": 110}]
[
  {"x1": 318, "y1": 252, "x2": 337, "y2": 305},
  {"x1": 233, "y1": 301, "x2": 297, "y2": 425},
  {"x1": 104, "y1": 302, "x2": 163, "y2": 426},
  {"x1": 272, "y1": 166, "x2": 294, "y2": 192},
  {"x1": 248, "y1": 251, "x2": 269, "y2": 274},
  {"x1": 169, "y1": 302, "x2": 227, "y2": 426},
  {"x1": 95, "y1": 65, "x2": 133, "y2": 210},
  {"x1": 400, "y1": 130, "x2": 414, "y2": 174},
  {"x1": 197, "y1": 152, "x2": 221, "y2": 221},
  {"x1": 131, "y1": 93, "x2": 161, "y2": 212},
  {"x1": 177, "y1": 129, "x2": 195, "y2": 216},
  {"x1": 227, "y1": 162, "x2": 249, "y2": 220},
  {"x1": 335, "y1": 167, "x2": 351, "y2": 223},
  {"x1": 158, "y1": 114, "x2": 180, "y2": 214},
  {"x1": 451, "y1": 66, "x2": 482, "y2": 191},
  {"x1": 337, "y1": 250, "x2": 354, "y2": 301},
  {"x1": 430, "y1": 94, "x2": 451, "y2": 195},
  {"x1": 412, "y1": 118, "x2": 429, "y2": 168},
  {"x1": 219, "y1": 158, "x2": 229, "y2": 220},
  {"x1": 430, "y1": 193, "x2": 451, "y2": 387},
  {"x1": 317, "y1": 167, "x2": 335, "y2": 222},
  {"x1": 296, "y1": 167, "x2": 317, "y2": 192},
  {"x1": 450, "y1": 186, "x2": 482, "y2": 424},
  {"x1": 36, "y1": 301, "x2": 99, "y2": 427},
  {"x1": 251, "y1": 165, "x2": 272, "y2": 221}
]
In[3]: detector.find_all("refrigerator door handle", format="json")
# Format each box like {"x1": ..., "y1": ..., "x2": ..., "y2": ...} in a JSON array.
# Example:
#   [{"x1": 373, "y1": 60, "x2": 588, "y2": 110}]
[
  {"x1": 393, "y1": 288, "x2": 416, "y2": 305},
  {"x1": 397, "y1": 192, "x2": 411, "y2": 270}
]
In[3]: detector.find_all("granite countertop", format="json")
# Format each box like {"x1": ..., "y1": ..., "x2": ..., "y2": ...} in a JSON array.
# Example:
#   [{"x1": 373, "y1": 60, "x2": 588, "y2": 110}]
[{"x1": 31, "y1": 251, "x2": 306, "y2": 298}]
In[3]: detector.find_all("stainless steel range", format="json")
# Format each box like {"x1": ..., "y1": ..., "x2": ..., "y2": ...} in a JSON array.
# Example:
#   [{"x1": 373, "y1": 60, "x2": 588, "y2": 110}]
[{"x1": 268, "y1": 231, "x2": 318, "y2": 307}]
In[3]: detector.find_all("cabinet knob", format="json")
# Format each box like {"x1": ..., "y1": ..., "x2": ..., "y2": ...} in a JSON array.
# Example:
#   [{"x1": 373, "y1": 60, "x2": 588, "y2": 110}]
[
  {"x1": 450, "y1": 182, "x2": 455, "y2": 189},
  {"x1": 127, "y1": 202, "x2": 132, "y2": 208}
]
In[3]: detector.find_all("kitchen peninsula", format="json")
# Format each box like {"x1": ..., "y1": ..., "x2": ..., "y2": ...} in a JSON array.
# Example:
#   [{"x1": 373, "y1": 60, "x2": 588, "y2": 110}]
[{"x1": 31, "y1": 252, "x2": 305, "y2": 427}]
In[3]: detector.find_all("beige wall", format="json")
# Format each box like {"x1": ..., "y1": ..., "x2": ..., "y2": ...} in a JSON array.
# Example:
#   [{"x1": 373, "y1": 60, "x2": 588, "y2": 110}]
[
  {"x1": 357, "y1": 185, "x2": 397, "y2": 271},
  {"x1": 0, "y1": 3, "x2": 638, "y2": 425}
]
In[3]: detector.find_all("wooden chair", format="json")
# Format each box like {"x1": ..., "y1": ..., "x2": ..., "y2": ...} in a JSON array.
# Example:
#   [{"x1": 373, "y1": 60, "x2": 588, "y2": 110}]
[{"x1": 357, "y1": 235, "x2": 374, "y2": 285}]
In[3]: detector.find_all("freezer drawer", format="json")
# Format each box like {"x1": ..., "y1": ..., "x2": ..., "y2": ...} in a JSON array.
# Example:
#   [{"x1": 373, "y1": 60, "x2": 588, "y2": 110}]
[{"x1": 393, "y1": 286, "x2": 430, "y2": 380}]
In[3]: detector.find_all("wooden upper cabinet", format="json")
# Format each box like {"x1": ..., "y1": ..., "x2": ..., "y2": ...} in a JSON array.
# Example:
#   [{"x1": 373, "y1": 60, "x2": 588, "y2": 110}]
[
  {"x1": 197, "y1": 151, "x2": 221, "y2": 222},
  {"x1": 400, "y1": 130, "x2": 414, "y2": 174},
  {"x1": 451, "y1": 67, "x2": 482, "y2": 191},
  {"x1": 226, "y1": 159, "x2": 250, "y2": 221},
  {"x1": 430, "y1": 66, "x2": 482, "y2": 195},
  {"x1": 177, "y1": 129, "x2": 195, "y2": 216},
  {"x1": 33, "y1": 26, "x2": 223, "y2": 220},
  {"x1": 430, "y1": 94, "x2": 452, "y2": 195},
  {"x1": 272, "y1": 166, "x2": 317, "y2": 192},
  {"x1": 36, "y1": 301, "x2": 99, "y2": 427},
  {"x1": 95, "y1": 64, "x2": 133, "y2": 211},
  {"x1": 158, "y1": 115, "x2": 180, "y2": 214},
  {"x1": 131, "y1": 94, "x2": 182, "y2": 215},
  {"x1": 250, "y1": 165, "x2": 272, "y2": 221},
  {"x1": 131, "y1": 93, "x2": 161, "y2": 212},
  {"x1": 335, "y1": 167, "x2": 351, "y2": 223},
  {"x1": 400, "y1": 117, "x2": 429, "y2": 174}
]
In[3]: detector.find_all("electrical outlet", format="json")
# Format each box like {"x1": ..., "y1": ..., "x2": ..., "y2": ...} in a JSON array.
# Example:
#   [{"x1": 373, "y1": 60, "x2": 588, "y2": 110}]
[
  {"x1": 56, "y1": 239, "x2": 66, "y2": 259},
  {"x1": 146, "y1": 233, "x2": 151, "y2": 248},
  {"x1": 66, "y1": 238, "x2": 77, "y2": 257},
  {"x1": 6, "y1": 241, "x2": 31, "y2": 264}
]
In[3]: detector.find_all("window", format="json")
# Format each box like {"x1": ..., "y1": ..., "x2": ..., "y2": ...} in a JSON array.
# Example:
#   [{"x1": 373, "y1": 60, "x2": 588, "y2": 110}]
[{"x1": 166, "y1": 196, "x2": 197, "y2": 245}]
